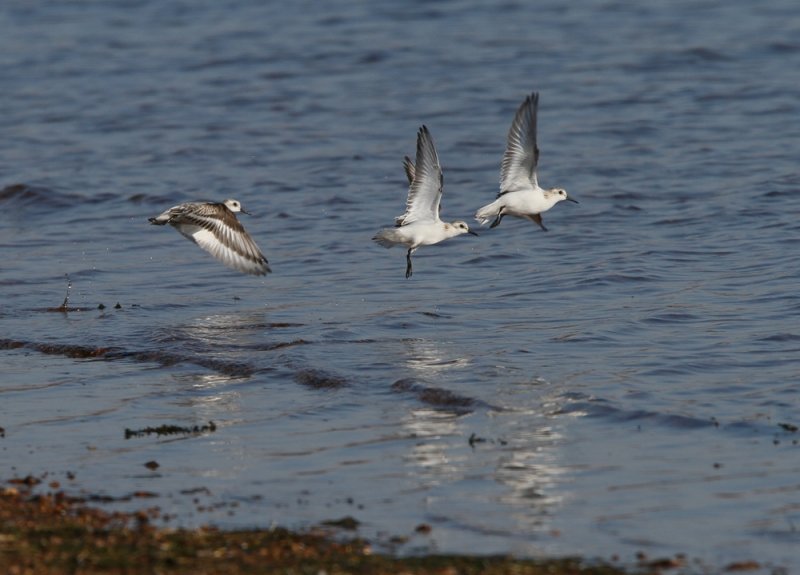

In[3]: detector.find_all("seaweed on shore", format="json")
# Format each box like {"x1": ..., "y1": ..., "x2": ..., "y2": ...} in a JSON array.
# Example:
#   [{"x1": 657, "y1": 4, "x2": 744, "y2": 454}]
[{"x1": 0, "y1": 481, "x2": 658, "y2": 575}]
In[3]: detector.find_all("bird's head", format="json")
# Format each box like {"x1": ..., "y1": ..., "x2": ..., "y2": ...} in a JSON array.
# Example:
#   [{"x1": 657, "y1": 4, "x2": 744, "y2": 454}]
[
  {"x1": 549, "y1": 188, "x2": 578, "y2": 204},
  {"x1": 450, "y1": 220, "x2": 479, "y2": 237},
  {"x1": 223, "y1": 199, "x2": 250, "y2": 215}
]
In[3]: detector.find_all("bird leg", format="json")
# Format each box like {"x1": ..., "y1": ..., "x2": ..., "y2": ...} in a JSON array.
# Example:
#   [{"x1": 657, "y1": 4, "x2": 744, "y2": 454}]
[
  {"x1": 529, "y1": 214, "x2": 548, "y2": 231},
  {"x1": 490, "y1": 213, "x2": 504, "y2": 228},
  {"x1": 405, "y1": 248, "x2": 413, "y2": 278}
]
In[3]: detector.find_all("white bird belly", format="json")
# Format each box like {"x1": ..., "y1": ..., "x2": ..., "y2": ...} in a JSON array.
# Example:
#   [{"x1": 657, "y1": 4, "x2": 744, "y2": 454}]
[
  {"x1": 402, "y1": 222, "x2": 449, "y2": 247},
  {"x1": 501, "y1": 190, "x2": 552, "y2": 215}
]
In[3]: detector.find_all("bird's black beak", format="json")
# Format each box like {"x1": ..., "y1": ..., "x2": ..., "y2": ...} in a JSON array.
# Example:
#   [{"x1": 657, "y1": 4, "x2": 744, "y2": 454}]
[
  {"x1": 241, "y1": 208, "x2": 252, "y2": 215},
  {"x1": 566, "y1": 197, "x2": 579, "y2": 204},
  {"x1": 468, "y1": 230, "x2": 479, "y2": 236}
]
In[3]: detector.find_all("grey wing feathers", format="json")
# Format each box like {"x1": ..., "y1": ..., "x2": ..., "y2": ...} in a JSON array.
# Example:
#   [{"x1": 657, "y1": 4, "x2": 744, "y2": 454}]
[
  {"x1": 396, "y1": 125, "x2": 443, "y2": 226},
  {"x1": 395, "y1": 156, "x2": 417, "y2": 225},
  {"x1": 403, "y1": 155, "x2": 415, "y2": 185},
  {"x1": 499, "y1": 92, "x2": 539, "y2": 197}
]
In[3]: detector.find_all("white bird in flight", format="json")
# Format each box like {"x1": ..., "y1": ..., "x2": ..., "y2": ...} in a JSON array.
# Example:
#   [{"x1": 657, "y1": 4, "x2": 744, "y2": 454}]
[
  {"x1": 373, "y1": 125, "x2": 477, "y2": 278},
  {"x1": 475, "y1": 92, "x2": 577, "y2": 230},
  {"x1": 148, "y1": 199, "x2": 271, "y2": 276}
]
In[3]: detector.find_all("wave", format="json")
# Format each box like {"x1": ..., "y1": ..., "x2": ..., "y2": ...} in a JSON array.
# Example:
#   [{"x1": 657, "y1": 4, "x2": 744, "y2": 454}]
[
  {"x1": 391, "y1": 377, "x2": 495, "y2": 414},
  {"x1": 0, "y1": 337, "x2": 253, "y2": 377}
]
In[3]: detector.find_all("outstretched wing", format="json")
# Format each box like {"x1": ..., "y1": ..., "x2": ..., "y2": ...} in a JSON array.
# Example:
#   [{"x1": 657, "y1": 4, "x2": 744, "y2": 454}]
[
  {"x1": 172, "y1": 204, "x2": 271, "y2": 276},
  {"x1": 402, "y1": 155, "x2": 415, "y2": 185},
  {"x1": 394, "y1": 156, "x2": 417, "y2": 225},
  {"x1": 395, "y1": 125, "x2": 443, "y2": 226},
  {"x1": 499, "y1": 92, "x2": 539, "y2": 197}
]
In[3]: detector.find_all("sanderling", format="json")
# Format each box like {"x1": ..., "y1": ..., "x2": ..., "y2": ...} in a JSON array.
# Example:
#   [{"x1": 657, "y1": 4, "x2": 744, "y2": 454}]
[
  {"x1": 148, "y1": 199, "x2": 271, "y2": 276},
  {"x1": 373, "y1": 125, "x2": 477, "y2": 278},
  {"x1": 475, "y1": 92, "x2": 577, "y2": 230}
]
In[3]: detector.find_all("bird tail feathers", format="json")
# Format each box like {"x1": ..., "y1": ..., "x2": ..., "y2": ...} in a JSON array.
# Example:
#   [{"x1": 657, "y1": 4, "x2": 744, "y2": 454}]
[
  {"x1": 372, "y1": 229, "x2": 400, "y2": 248},
  {"x1": 474, "y1": 201, "x2": 501, "y2": 226}
]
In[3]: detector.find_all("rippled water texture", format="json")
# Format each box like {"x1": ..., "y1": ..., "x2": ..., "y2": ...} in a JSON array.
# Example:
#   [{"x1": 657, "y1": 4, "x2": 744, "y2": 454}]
[{"x1": 2, "y1": 0, "x2": 800, "y2": 570}]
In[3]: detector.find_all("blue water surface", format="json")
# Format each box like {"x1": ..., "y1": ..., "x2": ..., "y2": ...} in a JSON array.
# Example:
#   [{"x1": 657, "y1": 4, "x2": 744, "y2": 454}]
[{"x1": 1, "y1": 0, "x2": 800, "y2": 571}]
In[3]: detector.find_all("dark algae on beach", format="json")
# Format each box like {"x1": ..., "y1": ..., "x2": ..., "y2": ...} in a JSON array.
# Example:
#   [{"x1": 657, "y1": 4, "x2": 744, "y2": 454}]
[{"x1": 0, "y1": 479, "x2": 671, "y2": 575}]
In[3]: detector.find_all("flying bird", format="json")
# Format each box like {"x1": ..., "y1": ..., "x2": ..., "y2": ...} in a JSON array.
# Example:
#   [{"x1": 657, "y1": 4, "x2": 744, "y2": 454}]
[
  {"x1": 475, "y1": 92, "x2": 577, "y2": 230},
  {"x1": 373, "y1": 126, "x2": 477, "y2": 278},
  {"x1": 148, "y1": 198, "x2": 271, "y2": 276}
]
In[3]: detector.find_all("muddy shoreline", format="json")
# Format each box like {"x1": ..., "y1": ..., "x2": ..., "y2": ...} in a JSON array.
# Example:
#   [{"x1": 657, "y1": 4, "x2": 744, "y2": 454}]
[{"x1": 0, "y1": 474, "x2": 711, "y2": 575}]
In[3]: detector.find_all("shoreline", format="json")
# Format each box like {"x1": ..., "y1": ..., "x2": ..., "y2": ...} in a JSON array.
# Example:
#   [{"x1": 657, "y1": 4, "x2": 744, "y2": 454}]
[
  {"x1": 0, "y1": 476, "x2": 686, "y2": 575},
  {"x1": 0, "y1": 475, "x2": 699, "y2": 575}
]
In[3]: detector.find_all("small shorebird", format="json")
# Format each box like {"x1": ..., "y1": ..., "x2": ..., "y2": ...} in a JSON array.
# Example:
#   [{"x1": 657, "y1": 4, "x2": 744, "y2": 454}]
[
  {"x1": 475, "y1": 92, "x2": 577, "y2": 231},
  {"x1": 148, "y1": 199, "x2": 271, "y2": 276},
  {"x1": 373, "y1": 125, "x2": 477, "y2": 278}
]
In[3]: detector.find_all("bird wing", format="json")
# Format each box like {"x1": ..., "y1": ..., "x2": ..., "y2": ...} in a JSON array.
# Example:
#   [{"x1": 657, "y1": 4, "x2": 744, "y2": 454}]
[
  {"x1": 403, "y1": 155, "x2": 415, "y2": 185},
  {"x1": 395, "y1": 125, "x2": 443, "y2": 226},
  {"x1": 394, "y1": 156, "x2": 417, "y2": 225},
  {"x1": 499, "y1": 92, "x2": 539, "y2": 197},
  {"x1": 174, "y1": 204, "x2": 271, "y2": 276}
]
